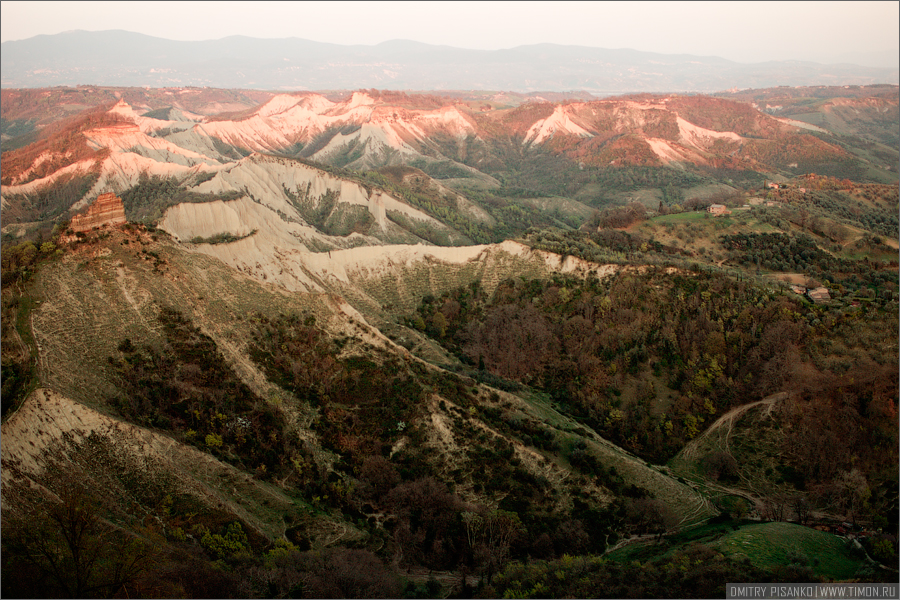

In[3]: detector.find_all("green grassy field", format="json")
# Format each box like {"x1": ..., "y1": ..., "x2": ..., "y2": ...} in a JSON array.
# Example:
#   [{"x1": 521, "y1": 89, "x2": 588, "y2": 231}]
[
  {"x1": 650, "y1": 211, "x2": 709, "y2": 224},
  {"x1": 711, "y1": 522, "x2": 867, "y2": 580},
  {"x1": 606, "y1": 520, "x2": 743, "y2": 564},
  {"x1": 608, "y1": 520, "x2": 870, "y2": 581}
]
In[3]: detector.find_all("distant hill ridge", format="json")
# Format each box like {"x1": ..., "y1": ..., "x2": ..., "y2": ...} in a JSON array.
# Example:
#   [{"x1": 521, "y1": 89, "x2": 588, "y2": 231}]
[
  {"x1": 0, "y1": 90, "x2": 852, "y2": 193},
  {"x1": 1, "y1": 84, "x2": 895, "y2": 245},
  {"x1": 2, "y1": 30, "x2": 897, "y2": 91}
]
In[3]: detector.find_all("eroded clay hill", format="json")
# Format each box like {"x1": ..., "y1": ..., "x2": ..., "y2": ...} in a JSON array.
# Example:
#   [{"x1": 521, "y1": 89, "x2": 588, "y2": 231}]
[
  {"x1": 3, "y1": 224, "x2": 712, "y2": 554},
  {"x1": 1, "y1": 89, "x2": 857, "y2": 221},
  {"x1": 68, "y1": 192, "x2": 126, "y2": 232},
  {"x1": 1, "y1": 389, "x2": 320, "y2": 543}
]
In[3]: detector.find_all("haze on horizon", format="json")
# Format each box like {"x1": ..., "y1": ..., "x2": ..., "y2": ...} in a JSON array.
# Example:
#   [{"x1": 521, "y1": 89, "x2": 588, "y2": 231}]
[{"x1": 2, "y1": 0, "x2": 899, "y2": 69}]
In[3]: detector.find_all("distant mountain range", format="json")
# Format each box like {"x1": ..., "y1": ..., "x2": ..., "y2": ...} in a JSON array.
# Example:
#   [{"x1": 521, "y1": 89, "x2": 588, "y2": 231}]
[{"x1": 2, "y1": 30, "x2": 898, "y2": 92}]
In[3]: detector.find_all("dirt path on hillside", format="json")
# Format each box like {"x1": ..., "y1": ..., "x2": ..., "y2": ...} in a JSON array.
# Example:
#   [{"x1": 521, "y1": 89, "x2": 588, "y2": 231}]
[
  {"x1": 671, "y1": 392, "x2": 791, "y2": 515},
  {"x1": 603, "y1": 533, "x2": 662, "y2": 555},
  {"x1": 678, "y1": 392, "x2": 789, "y2": 464}
]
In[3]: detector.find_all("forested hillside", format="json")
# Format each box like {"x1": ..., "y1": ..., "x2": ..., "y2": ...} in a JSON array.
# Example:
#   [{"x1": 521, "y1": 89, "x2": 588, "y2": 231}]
[{"x1": 1, "y1": 85, "x2": 897, "y2": 597}]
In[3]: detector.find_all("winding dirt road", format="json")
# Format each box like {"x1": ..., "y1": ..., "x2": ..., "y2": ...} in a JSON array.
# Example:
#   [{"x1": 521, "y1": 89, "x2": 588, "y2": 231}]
[
  {"x1": 678, "y1": 392, "x2": 789, "y2": 464},
  {"x1": 669, "y1": 391, "x2": 792, "y2": 515}
]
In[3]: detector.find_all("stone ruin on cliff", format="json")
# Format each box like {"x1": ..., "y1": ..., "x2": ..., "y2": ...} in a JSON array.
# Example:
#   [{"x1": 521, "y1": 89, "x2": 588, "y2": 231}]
[{"x1": 69, "y1": 192, "x2": 126, "y2": 233}]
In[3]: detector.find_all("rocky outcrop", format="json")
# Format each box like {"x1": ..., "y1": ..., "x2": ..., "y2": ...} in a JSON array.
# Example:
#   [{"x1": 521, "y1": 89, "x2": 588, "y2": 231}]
[{"x1": 69, "y1": 192, "x2": 126, "y2": 232}]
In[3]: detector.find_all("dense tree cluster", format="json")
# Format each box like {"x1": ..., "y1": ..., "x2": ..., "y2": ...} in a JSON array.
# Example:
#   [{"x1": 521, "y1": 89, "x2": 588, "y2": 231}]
[
  {"x1": 190, "y1": 229, "x2": 257, "y2": 245},
  {"x1": 120, "y1": 173, "x2": 243, "y2": 223},
  {"x1": 110, "y1": 307, "x2": 298, "y2": 478},
  {"x1": 1, "y1": 172, "x2": 99, "y2": 223},
  {"x1": 411, "y1": 268, "x2": 897, "y2": 479},
  {"x1": 485, "y1": 544, "x2": 776, "y2": 599},
  {"x1": 722, "y1": 231, "x2": 897, "y2": 294},
  {"x1": 593, "y1": 202, "x2": 648, "y2": 229}
]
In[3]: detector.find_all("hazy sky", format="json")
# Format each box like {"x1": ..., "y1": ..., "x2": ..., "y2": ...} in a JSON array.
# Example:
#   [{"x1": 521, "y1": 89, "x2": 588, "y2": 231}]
[{"x1": 2, "y1": 1, "x2": 898, "y2": 67}]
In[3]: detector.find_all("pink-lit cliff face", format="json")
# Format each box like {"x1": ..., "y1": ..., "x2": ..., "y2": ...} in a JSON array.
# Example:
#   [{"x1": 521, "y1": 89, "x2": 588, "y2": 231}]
[{"x1": 69, "y1": 192, "x2": 126, "y2": 232}]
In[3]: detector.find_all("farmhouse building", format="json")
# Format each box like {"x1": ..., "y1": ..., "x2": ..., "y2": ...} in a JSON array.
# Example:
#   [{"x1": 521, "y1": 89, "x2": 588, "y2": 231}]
[{"x1": 806, "y1": 287, "x2": 831, "y2": 304}]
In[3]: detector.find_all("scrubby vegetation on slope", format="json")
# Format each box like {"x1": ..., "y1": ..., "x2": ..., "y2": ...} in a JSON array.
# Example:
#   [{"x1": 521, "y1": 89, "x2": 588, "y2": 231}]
[
  {"x1": 109, "y1": 307, "x2": 297, "y2": 477},
  {"x1": 247, "y1": 312, "x2": 631, "y2": 564},
  {"x1": 2, "y1": 85, "x2": 898, "y2": 598},
  {"x1": 409, "y1": 266, "x2": 898, "y2": 523},
  {"x1": 1, "y1": 218, "x2": 896, "y2": 597},
  {"x1": 120, "y1": 173, "x2": 244, "y2": 223}
]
